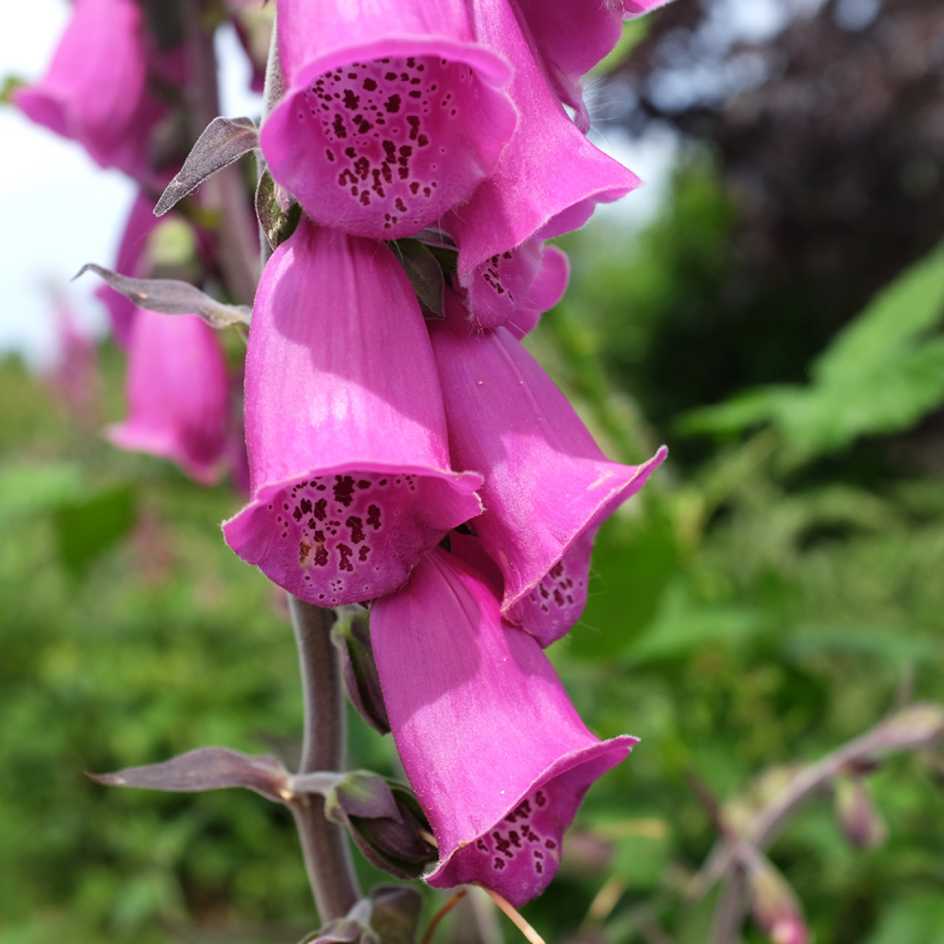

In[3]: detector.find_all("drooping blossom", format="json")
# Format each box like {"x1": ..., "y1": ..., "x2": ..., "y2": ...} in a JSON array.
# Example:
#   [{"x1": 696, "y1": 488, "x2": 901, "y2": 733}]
[
  {"x1": 13, "y1": 0, "x2": 182, "y2": 185},
  {"x1": 442, "y1": 0, "x2": 639, "y2": 332},
  {"x1": 514, "y1": 0, "x2": 676, "y2": 131},
  {"x1": 456, "y1": 240, "x2": 570, "y2": 336},
  {"x1": 107, "y1": 309, "x2": 230, "y2": 485},
  {"x1": 372, "y1": 547, "x2": 638, "y2": 907},
  {"x1": 260, "y1": 0, "x2": 517, "y2": 240},
  {"x1": 96, "y1": 194, "x2": 161, "y2": 349},
  {"x1": 222, "y1": 219, "x2": 482, "y2": 607},
  {"x1": 430, "y1": 316, "x2": 666, "y2": 646}
]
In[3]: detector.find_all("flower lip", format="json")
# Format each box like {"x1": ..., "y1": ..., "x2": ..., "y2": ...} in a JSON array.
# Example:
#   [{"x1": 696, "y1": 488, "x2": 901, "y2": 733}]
[
  {"x1": 501, "y1": 445, "x2": 668, "y2": 623},
  {"x1": 223, "y1": 463, "x2": 483, "y2": 607},
  {"x1": 281, "y1": 36, "x2": 513, "y2": 96},
  {"x1": 261, "y1": 37, "x2": 517, "y2": 239},
  {"x1": 425, "y1": 735, "x2": 639, "y2": 905}
]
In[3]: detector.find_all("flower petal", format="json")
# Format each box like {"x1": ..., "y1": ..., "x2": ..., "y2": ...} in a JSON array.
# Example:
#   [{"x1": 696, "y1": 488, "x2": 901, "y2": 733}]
[
  {"x1": 223, "y1": 220, "x2": 482, "y2": 605},
  {"x1": 107, "y1": 309, "x2": 230, "y2": 485},
  {"x1": 372, "y1": 547, "x2": 637, "y2": 907},
  {"x1": 431, "y1": 322, "x2": 666, "y2": 645},
  {"x1": 260, "y1": 0, "x2": 517, "y2": 239}
]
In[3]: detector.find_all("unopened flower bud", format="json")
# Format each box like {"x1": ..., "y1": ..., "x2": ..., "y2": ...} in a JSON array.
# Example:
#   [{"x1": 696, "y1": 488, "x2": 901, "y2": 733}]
[
  {"x1": 748, "y1": 853, "x2": 809, "y2": 944},
  {"x1": 835, "y1": 776, "x2": 886, "y2": 850},
  {"x1": 332, "y1": 607, "x2": 390, "y2": 735},
  {"x1": 292, "y1": 770, "x2": 438, "y2": 880}
]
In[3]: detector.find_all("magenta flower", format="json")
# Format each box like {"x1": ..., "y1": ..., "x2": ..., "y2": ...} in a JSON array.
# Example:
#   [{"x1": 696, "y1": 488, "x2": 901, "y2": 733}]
[
  {"x1": 443, "y1": 0, "x2": 639, "y2": 331},
  {"x1": 431, "y1": 322, "x2": 666, "y2": 646},
  {"x1": 13, "y1": 0, "x2": 177, "y2": 184},
  {"x1": 515, "y1": 1, "x2": 674, "y2": 131},
  {"x1": 259, "y1": 0, "x2": 517, "y2": 240},
  {"x1": 372, "y1": 547, "x2": 638, "y2": 906},
  {"x1": 222, "y1": 220, "x2": 482, "y2": 607},
  {"x1": 96, "y1": 194, "x2": 160, "y2": 349},
  {"x1": 107, "y1": 309, "x2": 230, "y2": 485}
]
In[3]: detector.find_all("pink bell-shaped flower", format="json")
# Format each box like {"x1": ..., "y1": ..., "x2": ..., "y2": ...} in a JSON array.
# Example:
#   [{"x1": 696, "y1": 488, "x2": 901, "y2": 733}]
[
  {"x1": 13, "y1": 0, "x2": 176, "y2": 184},
  {"x1": 431, "y1": 319, "x2": 666, "y2": 645},
  {"x1": 442, "y1": 0, "x2": 639, "y2": 331},
  {"x1": 372, "y1": 547, "x2": 638, "y2": 907},
  {"x1": 107, "y1": 309, "x2": 231, "y2": 485},
  {"x1": 260, "y1": 0, "x2": 517, "y2": 240},
  {"x1": 458, "y1": 240, "x2": 570, "y2": 336},
  {"x1": 222, "y1": 219, "x2": 482, "y2": 606},
  {"x1": 514, "y1": 1, "x2": 675, "y2": 131}
]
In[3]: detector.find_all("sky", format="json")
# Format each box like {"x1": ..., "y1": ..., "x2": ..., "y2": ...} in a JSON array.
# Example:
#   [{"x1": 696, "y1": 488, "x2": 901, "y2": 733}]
[
  {"x1": 0, "y1": 2, "x2": 694, "y2": 368},
  {"x1": 0, "y1": 2, "x2": 260, "y2": 367}
]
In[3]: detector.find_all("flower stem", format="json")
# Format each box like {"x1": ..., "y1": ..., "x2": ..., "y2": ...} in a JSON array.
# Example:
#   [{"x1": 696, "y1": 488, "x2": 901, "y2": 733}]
[{"x1": 288, "y1": 595, "x2": 362, "y2": 921}]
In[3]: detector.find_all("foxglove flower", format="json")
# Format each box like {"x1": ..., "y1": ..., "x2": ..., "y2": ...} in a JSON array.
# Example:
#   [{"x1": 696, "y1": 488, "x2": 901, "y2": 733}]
[
  {"x1": 107, "y1": 309, "x2": 230, "y2": 485},
  {"x1": 223, "y1": 220, "x2": 482, "y2": 606},
  {"x1": 372, "y1": 547, "x2": 637, "y2": 907},
  {"x1": 14, "y1": 0, "x2": 177, "y2": 184},
  {"x1": 96, "y1": 194, "x2": 160, "y2": 349},
  {"x1": 431, "y1": 320, "x2": 666, "y2": 646},
  {"x1": 443, "y1": 0, "x2": 639, "y2": 331},
  {"x1": 514, "y1": 0, "x2": 675, "y2": 131},
  {"x1": 260, "y1": 0, "x2": 517, "y2": 240}
]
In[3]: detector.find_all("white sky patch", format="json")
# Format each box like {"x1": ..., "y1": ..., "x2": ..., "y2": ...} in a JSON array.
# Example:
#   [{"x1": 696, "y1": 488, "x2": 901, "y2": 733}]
[{"x1": 0, "y1": 6, "x2": 263, "y2": 366}]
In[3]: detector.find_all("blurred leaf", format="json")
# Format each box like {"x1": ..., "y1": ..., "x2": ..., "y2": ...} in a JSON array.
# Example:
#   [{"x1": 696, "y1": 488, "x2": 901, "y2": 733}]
[
  {"x1": 867, "y1": 893, "x2": 944, "y2": 944},
  {"x1": 569, "y1": 506, "x2": 680, "y2": 660},
  {"x1": 1, "y1": 74, "x2": 25, "y2": 105},
  {"x1": 813, "y1": 243, "x2": 944, "y2": 384},
  {"x1": 51, "y1": 484, "x2": 137, "y2": 577},
  {"x1": 678, "y1": 243, "x2": 944, "y2": 462},
  {"x1": 0, "y1": 462, "x2": 83, "y2": 524},
  {"x1": 624, "y1": 581, "x2": 761, "y2": 666}
]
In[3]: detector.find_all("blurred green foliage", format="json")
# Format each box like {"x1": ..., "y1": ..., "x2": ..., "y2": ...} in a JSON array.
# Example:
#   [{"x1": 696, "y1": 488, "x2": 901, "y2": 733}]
[{"x1": 2, "y1": 160, "x2": 943, "y2": 944}]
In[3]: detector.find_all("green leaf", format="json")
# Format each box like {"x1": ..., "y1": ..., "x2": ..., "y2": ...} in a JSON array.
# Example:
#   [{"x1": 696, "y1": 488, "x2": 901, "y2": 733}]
[
  {"x1": 624, "y1": 581, "x2": 761, "y2": 666},
  {"x1": 677, "y1": 243, "x2": 944, "y2": 462},
  {"x1": 0, "y1": 462, "x2": 84, "y2": 524},
  {"x1": 813, "y1": 242, "x2": 944, "y2": 384},
  {"x1": 52, "y1": 484, "x2": 137, "y2": 578},
  {"x1": 1, "y1": 74, "x2": 25, "y2": 105},
  {"x1": 867, "y1": 893, "x2": 944, "y2": 944}
]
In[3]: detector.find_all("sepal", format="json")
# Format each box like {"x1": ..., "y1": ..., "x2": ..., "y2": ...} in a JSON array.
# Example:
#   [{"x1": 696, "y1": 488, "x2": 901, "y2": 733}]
[
  {"x1": 301, "y1": 886, "x2": 422, "y2": 944},
  {"x1": 294, "y1": 771, "x2": 438, "y2": 880},
  {"x1": 332, "y1": 607, "x2": 391, "y2": 735}
]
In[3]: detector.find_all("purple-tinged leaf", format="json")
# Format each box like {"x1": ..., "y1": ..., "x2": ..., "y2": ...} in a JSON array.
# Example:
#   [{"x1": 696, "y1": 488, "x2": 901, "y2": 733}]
[
  {"x1": 154, "y1": 116, "x2": 258, "y2": 217},
  {"x1": 89, "y1": 747, "x2": 289, "y2": 802},
  {"x1": 76, "y1": 264, "x2": 251, "y2": 328}
]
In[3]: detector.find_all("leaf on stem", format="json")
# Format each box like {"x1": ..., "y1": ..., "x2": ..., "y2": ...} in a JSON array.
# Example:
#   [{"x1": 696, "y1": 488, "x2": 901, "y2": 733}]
[
  {"x1": 154, "y1": 116, "x2": 259, "y2": 217},
  {"x1": 89, "y1": 747, "x2": 290, "y2": 803},
  {"x1": 75, "y1": 263, "x2": 251, "y2": 328}
]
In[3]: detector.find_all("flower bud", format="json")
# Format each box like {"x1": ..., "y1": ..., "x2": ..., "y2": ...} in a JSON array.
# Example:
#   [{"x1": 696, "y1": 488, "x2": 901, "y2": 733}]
[
  {"x1": 835, "y1": 776, "x2": 887, "y2": 850},
  {"x1": 292, "y1": 770, "x2": 438, "y2": 880},
  {"x1": 332, "y1": 608, "x2": 390, "y2": 735},
  {"x1": 747, "y1": 854, "x2": 810, "y2": 944}
]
